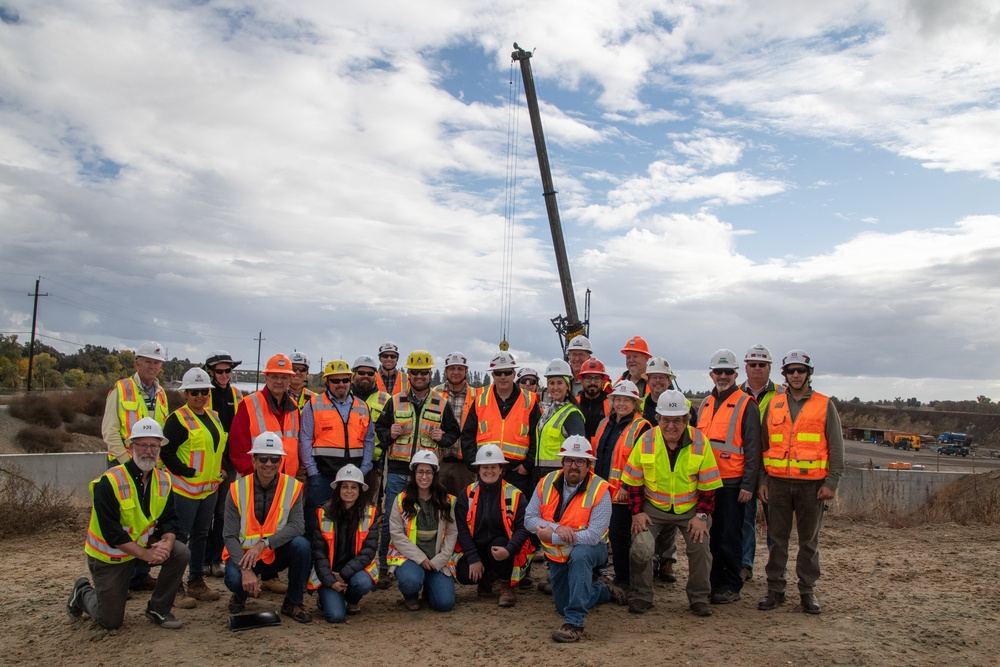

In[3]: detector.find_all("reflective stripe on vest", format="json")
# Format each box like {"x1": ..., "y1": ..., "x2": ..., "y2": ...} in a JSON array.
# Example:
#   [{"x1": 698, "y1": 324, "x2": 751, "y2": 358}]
[
  {"x1": 310, "y1": 393, "x2": 370, "y2": 459},
  {"x1": 170, "y1": 406, "x2": 227, "y2": 499},
  {"x1": 376, "y1": 371, "x2": 409, "y2": 396},
  {"x1": 240, "y1": 391, "x2": 300, "y2": 476},
  {"x1": 764, "y1": 389, "x2": 830, "y2": 480},
  {"x1": 224, "y1": 473, "x2": 302, "y2": 565},
  {"x1": 85, "y1": 466, "x2": 171, "y2": 563},
  {"x1": 385, "y1": 493, "x2": 456, "y2": 575},
  {"x1": 387, "y1": 392, "x2": 446, "y2": 462},
  {"x1": 111, "y1": 377, "x2": 168, "y2": 461},
  {"x1": 620, "y1": 426, "x2": 722, "y2": 514},
  {"x1": 476, "y1": 388, "x2": 536, "y2": 462},
  {"x1": 697, "y1": 391, "x2": 750, "y2": 479},
  {"x1": 536, "y1": 403, "x2": 584, "y2": 468},
  {"x1": 593, "y1": 414, "x2": 651, "y2": 502},
  {"x1": 206, "y1": 383, "x2": 241, "y2": 417},
  {"x1": 307, "y1": 504, "x2": 379, "y2": 590},
  {"x1": 454, "y1": 480, "x2": 534, "y2": 585},
  {"x1": 535, "y1": 471, "x2": 609, "y2": 563}
]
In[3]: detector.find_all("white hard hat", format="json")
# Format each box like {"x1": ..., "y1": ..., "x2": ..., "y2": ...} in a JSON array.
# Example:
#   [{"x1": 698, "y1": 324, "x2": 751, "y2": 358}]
[
  {"x1": 488, "y1": 351, "x2": 517, "y2": 371},
  {"x1": 516, "y1": 367, "x2": 539, "y2": 382},
  {"x1": 709, "y1": 349, "x2": 739, "y2": 370},
  {"x1": 473, "y1": 444, "x2": 507, "y2": 466},
  {"x1": 782, "y1": 349, "x2": 814, "y2": 370},
  {"x1": 289, "y1": 352, "x2": 309, "y2": 368},
  {"x1": 566, "y1": 336, "x2": 593, "y2": 353},
  {"x1": 409, "y1": 449, "x2": 440, "y2": 471},
  {"x1": 610, "y1": 380, "x2": 641, "y2": 401},
  {"x1": 352, "y1": 355, "x2": 379, "y2": 371},
  {"x1": 444, "y1": 352, "x2": 468, "y2": 368},
  {"x1": 645, "y1": 357, "x2": 676, "y2": 378},
  {"x1": 136, "y1": 341, "x2": 166, "y2": 362},
  {"x1": 744, "y1": 344, "x2": 772, "y2": 364},
  {"x1": 543, "y1": 358, "x2": 572, "y2": 378},
  {"x1": 558, "y1": 435, "x2": 597, "y2": 461},
  {"x1": 331, "y1": 464, "x2": 369, "y2": 491},
  {"x1": 128, "y1": 417, "x2": 167, "y2": 444},
  {"x1": 249, "y1": 431, "x2": 286, "y2": 456},
  {"x1": 379, "y1": 342, "x2": 399, "y2": 355},
  {"x1": 179, "y1": 367, "x2": 213, "y2": 391},
  {"x1": 655, "y1": 390, "x2": 688, "y2": 417}
]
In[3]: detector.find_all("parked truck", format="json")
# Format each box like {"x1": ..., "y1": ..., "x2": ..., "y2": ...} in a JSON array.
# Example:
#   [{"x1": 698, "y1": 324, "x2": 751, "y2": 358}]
[
  {"x1": 892, "y1": 434, "x2": 921, "y2": 451},
  {"x1": 938, "y1": 432, "x2": 973, "y2": 445}
]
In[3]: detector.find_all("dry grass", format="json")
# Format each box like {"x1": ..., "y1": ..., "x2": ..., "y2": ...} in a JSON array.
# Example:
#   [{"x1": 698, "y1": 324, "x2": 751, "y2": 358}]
[
  {"x1": 15, "y1": 425, "x2": 68, "y2": 453},
  {"x1": 7, "y1": 394, "x2": 62, "y2": 428},
  {"x1": 65, "y1": 416, "x2": 102, "y2": 438},
  {"x1": 909, "y1": 469, "x2": 1000, "y2": 525},
  {"x1": 0, "y1": 464, "x2": 81, "y2": 538}
]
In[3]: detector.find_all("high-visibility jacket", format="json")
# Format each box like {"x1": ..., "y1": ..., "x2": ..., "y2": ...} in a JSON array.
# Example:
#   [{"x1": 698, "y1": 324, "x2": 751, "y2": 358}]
[
  {"x1": 535, "y1": 470, "x2": 609, "y2": 563},
  {"x1": 764, "y1": 388, "x2": 830, "y2": 481},
  {"x1": 621, "y1": 427, "x2": 722, "y2": 514},
  {"x1": 740, "y1": 381, "x2": 776, "y2": 423},
  {"x1": 109, "y1": 376, "x2": 169, "y2": 461},
  {"x1": 387, "y1": 391, "x2": 447, "y2": 462},
  {"x1": 307, "y1": 504, "x2": 379, "y2": 589},
  {"x1": 592, "y1": 413, "x2": 651, "y2": 502},
  {"x1": 362, "y1": 389, "x2": 391, "y2": 460},
  {"x1": 223, "y1": 473, "x2": 302, "y2": 565},
  {"x1": 697, "y1": 389, "x2": 752, "y2": 480},
  {"x1": 292, "y1": 388, "x2": 315, "y2": 413},
  {"x1": 536, "y1": 403, "x2": 584, "y2": 468},
  {"x1": 237, "y1": 390, "x2": 300, "y2": 476},
  {"x1": 309, "y1": 393, "x2": 370, "y2": 464},
  {"x1": 206, "y1": 384, "x2": 241, "y2": 419},
  {"x1": 85, "y1": 466, "x2": 171, "y2": 563},
  {"x1": 376, "y1": 370, "x2": 409, "y2": 395},
  {"x1": 454, "y1": 480, "x2": 534, "y2": 585},
  {"x1": 169, "y1": 406, "x2": 227, "y2": 499},
  {"x1": 475, "y1": 387, "x2": 537, "y2": 463},
  {"x1": 385, "y1": 493, "x2": 456, "y2": 575}
]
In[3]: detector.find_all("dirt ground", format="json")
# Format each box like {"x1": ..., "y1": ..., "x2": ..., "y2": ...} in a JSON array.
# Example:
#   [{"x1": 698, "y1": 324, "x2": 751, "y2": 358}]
[{"x1": 5, "y1": 515, "x2": 998, "y2": 667}]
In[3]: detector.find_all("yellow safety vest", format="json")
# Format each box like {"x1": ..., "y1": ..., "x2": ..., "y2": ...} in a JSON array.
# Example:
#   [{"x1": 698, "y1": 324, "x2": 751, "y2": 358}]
[
  {"x1": 170, "y1": 406, "x2": 227, "y2": 499},
  {"x1": 536, "y1": 403, "x2": 584, "y2": 468},
  {"x1": 621, "y1": 427, "x2": 722, "y2": 514},
  {"x1": 385, "y1": 493, "x2": 456, "y2": 575},
  {"x1": 85, "y1": 466, "x2": 171, "y2": 563},
  {"x1": 110, "y1": 376, "x2": 168, "y2": 461}
]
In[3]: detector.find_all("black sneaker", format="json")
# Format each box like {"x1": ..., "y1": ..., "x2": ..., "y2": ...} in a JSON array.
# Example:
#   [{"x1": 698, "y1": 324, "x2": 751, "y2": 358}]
[
  {"x1": 145, "y1": 608, "x2": 183, "y2": 629},
  {"x1": 710, "y1": 589, "x2": 741, "y2": 605},
  {"x1": 67, "y1": 577, "x2": 89, "y2": 619}
]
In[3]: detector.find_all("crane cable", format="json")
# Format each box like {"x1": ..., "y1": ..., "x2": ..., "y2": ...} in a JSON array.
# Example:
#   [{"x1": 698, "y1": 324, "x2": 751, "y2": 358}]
[{"x1": 499, "y1": 59, "x2": 521, "y2": 352}]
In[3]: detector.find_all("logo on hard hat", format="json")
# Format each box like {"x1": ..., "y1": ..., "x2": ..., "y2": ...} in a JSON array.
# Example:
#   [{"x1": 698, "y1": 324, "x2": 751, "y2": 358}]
[{"x1": 627, "y1": 339, "x2": 637, "y2": 347}]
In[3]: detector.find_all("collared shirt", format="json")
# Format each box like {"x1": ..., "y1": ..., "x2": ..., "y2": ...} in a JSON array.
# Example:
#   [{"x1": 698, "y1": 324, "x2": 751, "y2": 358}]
[
  {"x1": 298, "y1": 391, "x2": 376, "y2": 476},
  {"x1": 93, "y1": 459, "x2": 178, "y2": 548},
  {"x1": 524, "y1": 473, "x2": 612, "y2": 546}
]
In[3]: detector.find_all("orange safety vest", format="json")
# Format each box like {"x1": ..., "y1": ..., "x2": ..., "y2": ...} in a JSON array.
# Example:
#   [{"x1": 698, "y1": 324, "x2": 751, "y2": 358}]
[
  {"x1": 621, "y1": 426, "x2": 722, "y2": 514},
  {"x1": 376, "y1": 370, "x2": 409, "y2": 395},
  {"x1": 223, "y1": 473, "x2": 302, "y2": 565},
  {"x1": 238, "y1": 390, "x2": 301, "y2": 476},
  {"x1": 307, "y1": 504, "x2": 379, "y2": 589},
  {"x1": 764, "y1": 389, "x2": 830, "y2": 480},
  {"x1": 592, "y1": 413, "x2": 651, "y2": 502},
  {"x1": 475, "y1": 387, "x2": 537, "y2": 462},
  {"x1": 535, "y1": 470, "x2": 609, "y2": 563},
  {"x1": 169, "y1": 406, "x2": 227, "y2": 499},
  {"x1": 454, "y1": 480, "x2": 535, "y2": 585},
  {"x1": 385, "y1": 493, "x2": 456, "y2": 575},
  {"x1": 697, "y1": 389, "x2": 751, "y2": 480},
  {"x1": 85, "y1": 466, "x2": 171, "y2": 563},
  {"x1": 310, "y1": 393, "x2": 370, "y2": 460}
]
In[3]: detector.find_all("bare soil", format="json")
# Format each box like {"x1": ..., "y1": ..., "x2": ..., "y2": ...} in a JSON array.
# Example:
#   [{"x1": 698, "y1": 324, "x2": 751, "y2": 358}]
[{"x1": 6, "y1": 515, "x2": 999, "y2": 667}]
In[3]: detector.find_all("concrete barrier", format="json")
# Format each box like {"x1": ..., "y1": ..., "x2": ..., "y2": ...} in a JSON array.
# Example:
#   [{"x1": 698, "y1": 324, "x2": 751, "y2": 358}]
[
  {"x1": 0, "y1": 452, "x2": 107, "y2": 502},
  {"x1": 833, "y1": 467, "x2": 967, "y2": 515}
]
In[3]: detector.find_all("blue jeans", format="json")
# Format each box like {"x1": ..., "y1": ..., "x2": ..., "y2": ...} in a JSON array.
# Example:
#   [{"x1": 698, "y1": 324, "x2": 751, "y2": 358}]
[
  {"x1": 394, "y1": 559, "x2": 455, "y2": 611},
  {"x1": 305, "y1": 473, "x2": 336, "y2": 535},
  {"x1": 317, "y1": 570, "x2": 376, "y2": 622},
  {"x1": 224, "y1": 535, "x2": 311, "y2": 605},
  {"x1": 548, "y1": 543, "x2": 611, "y2": 628},
  {"x1": 379, "y1": 472, "x2": 409, "y2": 570},
  {"x1": 174, "y1": 491, "x2": 219, "y2": 581}
]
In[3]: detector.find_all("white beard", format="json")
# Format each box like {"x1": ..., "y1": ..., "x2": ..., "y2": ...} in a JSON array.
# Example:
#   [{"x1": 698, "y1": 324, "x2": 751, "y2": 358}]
[{"x1": 134, "y1": 455, "x2": 158, "y2": 472}]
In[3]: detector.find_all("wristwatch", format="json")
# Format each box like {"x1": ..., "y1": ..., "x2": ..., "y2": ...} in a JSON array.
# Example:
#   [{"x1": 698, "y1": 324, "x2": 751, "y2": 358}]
[
  {"x1": 695, "y1": 512, "x2": 708, "y2": 521},
  {"x1": 262, "y1": 537, "x2": 271, "y2": 550}
]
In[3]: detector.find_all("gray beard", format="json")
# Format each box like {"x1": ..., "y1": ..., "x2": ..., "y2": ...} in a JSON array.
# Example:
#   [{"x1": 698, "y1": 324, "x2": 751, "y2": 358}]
[{"x1": 134, "y1": 455, "x2": 158, "y2": 472}]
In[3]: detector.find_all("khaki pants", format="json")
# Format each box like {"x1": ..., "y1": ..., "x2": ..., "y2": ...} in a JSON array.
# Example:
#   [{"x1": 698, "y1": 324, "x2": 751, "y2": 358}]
[
  {"x1": 765, "y1": 478, "x2": 825, "y2": 595},
  {"x1": 630, "y1": 503, "x2": 712, "y2": 605}
]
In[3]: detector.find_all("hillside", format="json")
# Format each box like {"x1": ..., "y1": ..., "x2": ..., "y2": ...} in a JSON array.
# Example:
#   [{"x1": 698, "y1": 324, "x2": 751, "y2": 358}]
[{"x1": 835, "y1": 401, "x2": 1000, "y2": 449}]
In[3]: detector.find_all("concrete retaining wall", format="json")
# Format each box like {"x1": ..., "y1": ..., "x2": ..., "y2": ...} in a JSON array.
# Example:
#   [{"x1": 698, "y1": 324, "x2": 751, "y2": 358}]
[
  {"x1": 833, "y1": 467, "x2": 966, "y2": 514},
  {"x1": 0, "y1": 452, "x2": 107, "y2": 502}
]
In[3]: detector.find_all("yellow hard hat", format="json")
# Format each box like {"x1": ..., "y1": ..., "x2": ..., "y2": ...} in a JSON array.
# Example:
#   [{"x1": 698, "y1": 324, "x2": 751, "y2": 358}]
[
  {"x1": 322, "y1": 359, "x2": 353, "y2": 379},
  {"x1": 405, "y1": 350, "x2": 434, "y2": 370}
]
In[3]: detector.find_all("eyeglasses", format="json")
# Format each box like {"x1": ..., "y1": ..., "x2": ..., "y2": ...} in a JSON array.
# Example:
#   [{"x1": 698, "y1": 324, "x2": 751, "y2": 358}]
[
  {"x1": 785, "y1": 367, "x2": 810, "y2": 375},
  {"x1": 746, "y1": 362, "x2": 770, "y2": 369},
  {"x1": 131, "y1": 442, "x2": 162, "y2": 451},
  {"x1": 354, "y1": 370, "x2": 375, "y2": 377},
  {"x1": 413, "y1": 469, "x2": 435, "y2": 477},
  {"x1": 659, "y1": 417, "x2": 687, "y2": 427},
  {"x1": 519, "y1": 379, "x2": 538, "y2": 386},
  {"x1": 379, "y1": 353, "x2": 398, "y2": 360},
  {"x1": 326, "y1": 377, "x2": 351, "y2": 385},
  {"x1": 293, "y1": 367, "x2": 309, "y2": 374},
  {"x1": 493, "y1": 370, "x2": 514, "y2": 377},
  {"x1": 256, "y1": 455, "x2": 283, "y2": 464},
  {"x1": 212, "y1": 367, "x2": 232, "y2": 375},
  {"x1": 187, "y1": 389, "x2": 209, "y2": 396},
  {"x1": 562, "y1": 459, "x2": 588, "y2": 468},
  {"x1": 712, "y1": 369, "x2": 736, "y2": 376},
  {"x1": 410, "y1": 369, "x2": 431, "y2": 376}
]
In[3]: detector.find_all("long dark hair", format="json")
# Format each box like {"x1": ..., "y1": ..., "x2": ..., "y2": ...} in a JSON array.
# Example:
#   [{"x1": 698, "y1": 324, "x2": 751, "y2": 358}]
[
  {"x1": 401, "y1": 467, "x2": 452, "y2": 524},
  {"x1": 323, "y1": 482, "x2": 364, "y2": 528}
]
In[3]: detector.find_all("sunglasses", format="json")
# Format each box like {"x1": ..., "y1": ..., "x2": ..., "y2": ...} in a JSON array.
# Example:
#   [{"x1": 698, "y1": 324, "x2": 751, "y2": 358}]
[
  {"x1": 212, "y1": 367, "x2": 232, "y2": 375},
  {"x1": 746, "y1": 362, "x2": 770, "y2": 369},
  {"x1": 519, "y1": 378, "x2": 538, "y2": 386},
  {"x1": 409, "y1": 369, "x2": 431, "y2": 376},
  {"x1": 712, "y1": 369, "x2": 736, "y2": 376},
  {"x1": 326, "y1": 377, "x2": 351, "y2": 385},
  {"x1": 379, "y1": 354, "x2": 398, "y2": 360},
  {"x1": 785, "y1": 367, "x2": 810, "y2": 375},
  {"x1": 354, "y1": 370, "x2": 375, "y2": 377},
  {"x1": 187, "y1": 389, "x2": 210, "y2": 396},
  {"x1": 293, "y1": 367, "x2": 309, "y2": 373},
  {"x1": 493, "y1": 370, "x2": 514, "y2": 377},
  {"x1": 256, "y1": 455, "x2": 283, "y2": 464}
]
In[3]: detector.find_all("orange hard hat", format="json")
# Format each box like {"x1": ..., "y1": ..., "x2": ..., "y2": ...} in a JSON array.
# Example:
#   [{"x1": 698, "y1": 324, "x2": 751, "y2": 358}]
[
  {"x1": 264, "y1": 353, "x2": 296, "y2": 375},
  {"x1": 577, "y1": 357, "x2": 609, "y2": 380},
  {"x1": 621, "y1": 335, "x2": 651, "y2": 358}
]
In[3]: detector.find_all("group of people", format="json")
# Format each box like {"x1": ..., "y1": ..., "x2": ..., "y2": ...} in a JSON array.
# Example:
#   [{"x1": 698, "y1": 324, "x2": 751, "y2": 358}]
[{"x1": 68, "y1": 336, "x2": 845, "y2": 642}]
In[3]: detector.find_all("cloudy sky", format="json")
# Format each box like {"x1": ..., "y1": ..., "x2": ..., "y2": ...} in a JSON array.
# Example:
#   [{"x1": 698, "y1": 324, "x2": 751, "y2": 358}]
[{"x1": 1, "y1": 0, "x2": 999, "y2": 402}]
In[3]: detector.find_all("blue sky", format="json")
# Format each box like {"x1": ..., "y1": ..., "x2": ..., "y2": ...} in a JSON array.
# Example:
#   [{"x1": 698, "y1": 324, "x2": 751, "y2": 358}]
[{"x1": 1, "y1": 0, "x2": 999, "y2": 401}]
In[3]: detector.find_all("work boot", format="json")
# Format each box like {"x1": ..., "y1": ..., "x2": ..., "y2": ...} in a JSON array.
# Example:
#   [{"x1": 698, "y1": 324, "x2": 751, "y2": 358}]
[
  {"x1": 209, "y1": 563, "x2": 225, "y2": 578},
  {"x1": 518, "y1": 574, "x2": 534, "y2": 590},
  {"x1": 690, "y1": 601, "x2": 712, "y2": 617},
  {"x1": 477, "y1": 576, "x2": 494, "y2": 598},
  {"x1": 740, "y1": 565, "x2": 753, "y2": 582},
  {"x1": 187, "y1": 577, "x2": 221, "y2": 601},
  {"x1": 346, "y1": 602, "x2": 361, "y2": 615},
  {"x1": 376, "y1": 569, "x2": 392, "y2": 590},
  {"x1": 537, "y1": 580, "x2": 553, "y2": 595},
  {"x1": 280, "y1": 599, "x2": 313, "y2": 624},
  {"x1": 800, "y1": 593, "x2": 821, "y2": 614},
  {"x1": 600, "y1": 576, "x2": 628, "y2": 606},
  {"x1": 628, "y1": 599, "x2": 653, "y2": 614},
  {"x1": 758, "y1": 590, "x2": 786, "y2": 611},
  {"x1": 498, "y1": 582, "x2": 516, "y2": 608},
  {"x1": 261, "y1": 577, "x2": 288, "y2": 594},
  {"x1": 710, "y1": 589, "x2": 741, "y2": 605},
  {"x1": 658, "y1": 560, "x2": 677, "y2": 583},
  {"x1": 551, "y1": 623, "x2": 584, "y2": 643},
  {"x1": 228, "y1": 594, "x2": 246, "y2": 614},
  {"x1": 403, "y1": 597, "x2": 420, "y2": 611},
  {"x1": 174, "y1": 583, "x2": 197, "y2": 609}
]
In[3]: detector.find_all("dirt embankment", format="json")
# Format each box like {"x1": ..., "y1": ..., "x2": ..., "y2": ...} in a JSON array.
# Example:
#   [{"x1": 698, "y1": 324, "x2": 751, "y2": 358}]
[{"x1": 836, "y1": 402, "x2": 1000, "y2": 448}]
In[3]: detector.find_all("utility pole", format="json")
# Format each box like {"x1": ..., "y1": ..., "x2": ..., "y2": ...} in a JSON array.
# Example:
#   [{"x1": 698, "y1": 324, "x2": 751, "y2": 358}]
[
  {"x1": 26, "y1": 277, "x2": 48, "y2": 392},
  {"x1": 255, "y1": 331, "x2": 265, "y2": 391}
]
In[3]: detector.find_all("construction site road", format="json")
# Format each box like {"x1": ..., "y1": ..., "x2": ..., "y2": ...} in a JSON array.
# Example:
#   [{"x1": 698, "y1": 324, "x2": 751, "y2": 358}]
[{"x1": 844, "y1": 439, "x2": 1000, "y2": 473}]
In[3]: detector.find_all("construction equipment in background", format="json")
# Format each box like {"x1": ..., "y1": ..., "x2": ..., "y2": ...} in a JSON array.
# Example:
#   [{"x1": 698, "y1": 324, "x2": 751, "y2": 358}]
[{"x1": 891, "y1": 433, "x2": 921, "y2": 451}]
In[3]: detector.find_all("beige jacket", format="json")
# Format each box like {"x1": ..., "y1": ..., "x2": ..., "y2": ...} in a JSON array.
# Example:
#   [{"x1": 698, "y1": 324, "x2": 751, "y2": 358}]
[{"x1": 388, "y1": 494, "x2": 457, "y2": 574}]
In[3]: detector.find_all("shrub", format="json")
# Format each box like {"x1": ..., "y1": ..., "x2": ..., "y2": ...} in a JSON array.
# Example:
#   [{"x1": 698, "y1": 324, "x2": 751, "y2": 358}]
[
  {"x1": 15, "y1": 425, "x2": 68, "y2": 453},
  {"x1": 66, "y1": 416, "x2": 103, "y2": 438},
  {"x1": 7, "y1": 393, "x2": 62, "y2": 428},
  {"x1": 61, "y1": 388, "x2": 109, "y2": 419},
  {"x1": 0, "y1": 465, "x2": 81, "y2": 538}
]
